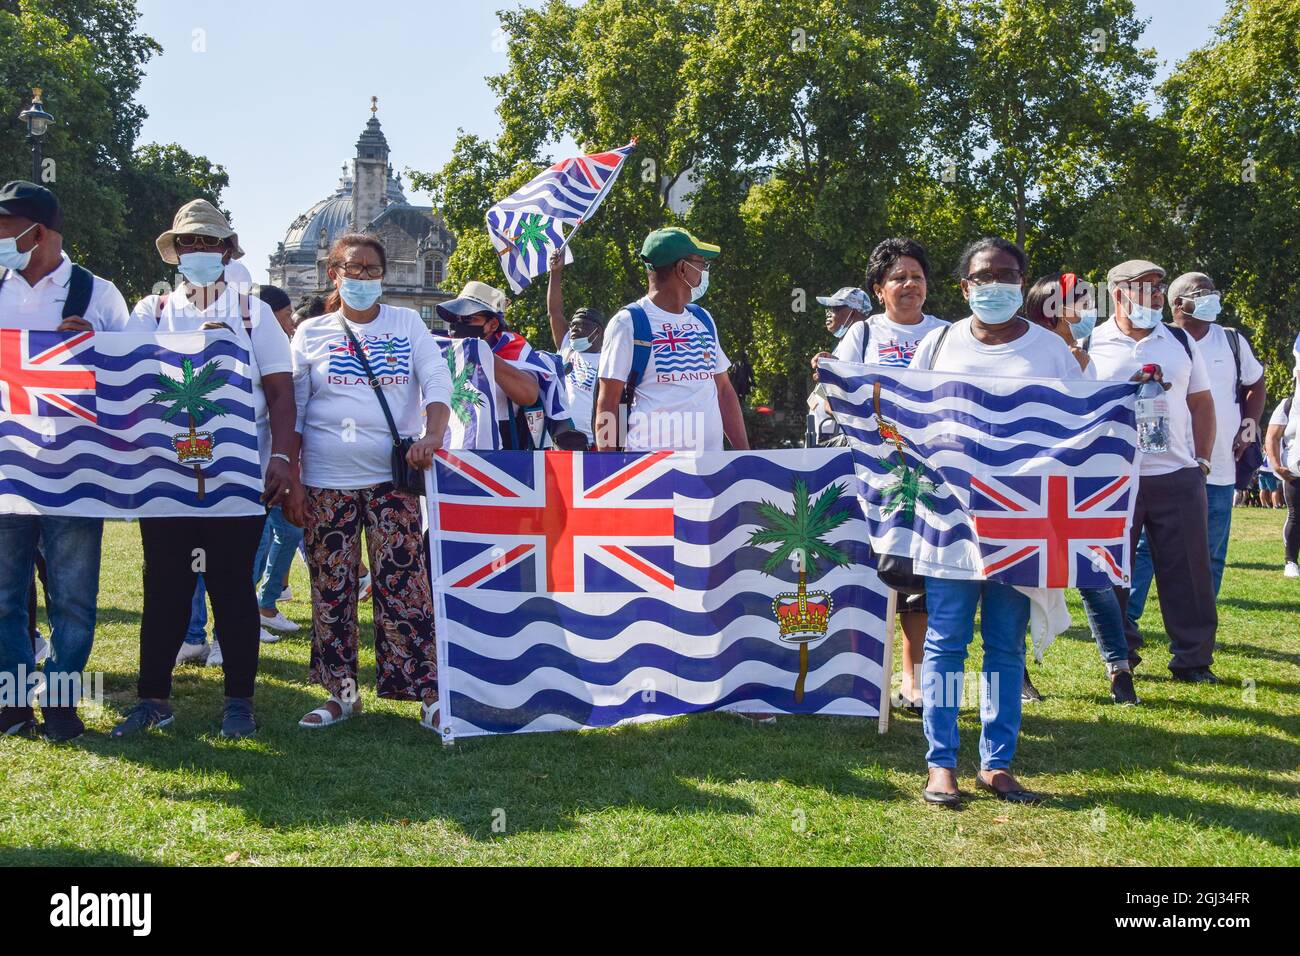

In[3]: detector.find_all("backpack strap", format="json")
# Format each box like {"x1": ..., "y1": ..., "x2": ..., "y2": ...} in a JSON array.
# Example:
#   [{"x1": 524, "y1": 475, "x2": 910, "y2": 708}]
[
  {"x1": 239, "y1": 293, "x2": 252, "y2": 333},
  {"x1": 927, "y1": 323, "x2": 953, "y2": 371},
  {"x1": 155, "y1": 294, "x2": 169, "y2": 324},
  {"x1": 1164, "y1": 322, "x2": 1194, "y2": 361},
  {"x1": 62, "y1": 264, "x2": 94, "y2": 321},
  {"x1": 623, "y1": 303, "x2": 654, "y2": 404},
  {"x1": 860, "y1": 318, "x2": 872, "y2": 363}
]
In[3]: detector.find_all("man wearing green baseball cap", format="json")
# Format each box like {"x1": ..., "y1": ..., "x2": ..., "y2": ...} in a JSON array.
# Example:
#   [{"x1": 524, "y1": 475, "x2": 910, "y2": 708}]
[{"x1": 594, "y1": 227, "x2": 748, "y2": 452}]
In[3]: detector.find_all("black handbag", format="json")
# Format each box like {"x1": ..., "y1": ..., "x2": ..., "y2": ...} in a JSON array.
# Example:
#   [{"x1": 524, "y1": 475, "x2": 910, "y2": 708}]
[
  {"x1": 336, "y1": 315, "x2": 425, "y2": 497},
  {"x1": 876, "y1": 551, "x2": 926, "y2": 596}
]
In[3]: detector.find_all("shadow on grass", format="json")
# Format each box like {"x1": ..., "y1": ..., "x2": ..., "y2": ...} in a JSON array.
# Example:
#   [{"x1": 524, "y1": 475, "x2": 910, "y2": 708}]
[{"x1": 0, "y1": 845, "x2": 158, "y2": 867}]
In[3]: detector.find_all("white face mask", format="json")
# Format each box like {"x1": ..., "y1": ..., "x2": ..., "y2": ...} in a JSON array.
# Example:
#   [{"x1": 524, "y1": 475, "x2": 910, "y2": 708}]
[
  {"x1": 1122, "y1": 291, "x2": 1163, "y2": 329},
  {"x1": 0, "y1": 223, "x2": 37, "y2": 272},
  {"x1": 684, "y1": 261, "x2": 710, "y2": 302},
  {"x1": 1189, "y1": 293, "x2": 1221, "y2": 322}
]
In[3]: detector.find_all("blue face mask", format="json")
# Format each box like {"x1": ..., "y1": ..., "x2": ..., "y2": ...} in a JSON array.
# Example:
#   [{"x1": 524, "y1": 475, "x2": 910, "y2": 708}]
[
  {"x1": 177, "y1": 251, "x2": 227, "y2": 287},
  {"x1": 1070, "y1": 308, "x2": 1098, "y2": 340},
  {"x1": 1190, "y1": 293, "x2": 1221, "y2": 322},
  {"x1": 832, "y1": 322, "x2": 850, "y2": 339},
  {"x1": 571, "y1": 336, "x2": 593, "y2": 352},
  {"x1": 1122, "y1": 292, "x2": 1163, "y2": 329},
  {"x1": 685, "y1": 261, "x2": 710, "y2": 302},
  {"x1": 0, "y1": 223, "x2": 37, "y2": 272},
  {"x1": 339, "y1": 277, "x2": 383, "y2": 310},
  {"x1": 967, "y1": 282, "x2": 1023, "y2": 325}
]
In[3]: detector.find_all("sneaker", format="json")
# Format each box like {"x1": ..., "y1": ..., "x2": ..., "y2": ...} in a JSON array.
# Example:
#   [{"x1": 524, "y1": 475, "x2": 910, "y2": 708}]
[
  {"x1": 358, "y1": 572, "x2": 372, "y2": 602},
  {"x1": 33, "y1": 632, "x2": 50, "y2": 664},
  {"x1": 110, "y1": 700, "x2": 174, "y2": 738},
  {"x1": 207, "y1": 640, "x2": 224, "y2": 668},
  {"x1": 259, "y1": 626, "x2": 281, "y2": 644},
  {"x1": 176, "y1": 640, "x2": 210, "y2": 666},
  {"x1": 1171, "y1": 666, "x2": 1220, "y2": 685},
  {"x1": 258, "y1": 610, "x2": 299, "y2": 633},
  {"x1": 0, "y1": 706, "x2": 37, "y2": 737},
  {"x1": 220, "y1": 698, "x2": 257, "y2": 739},
  {"x1": 1285, "y1": 562, "x2": 1299, "y2": 578},
  {"x1": 1021, "y1": 670, "x2": 1044, "y2": 702},
  {"x1": 1109, "y1": 669, "x2": 1140, "y2": 705},
  {"x1": 278, "y1": 585, "x2": 293, "y2": 601},
  {"x1": 42, "y1": 706, "x2": 85, "y2": 742}
]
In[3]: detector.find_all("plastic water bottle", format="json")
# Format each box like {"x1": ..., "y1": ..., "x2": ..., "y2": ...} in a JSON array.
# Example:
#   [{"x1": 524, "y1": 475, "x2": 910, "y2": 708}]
[{"x1": 1135, "y1": 364, "x2": 1170, "y2": 453}]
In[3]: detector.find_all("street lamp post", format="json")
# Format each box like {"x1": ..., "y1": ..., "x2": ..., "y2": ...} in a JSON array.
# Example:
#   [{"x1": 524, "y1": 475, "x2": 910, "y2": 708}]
[{"x1": 18, "y1": 88, "x2": 55, "y2": 184}]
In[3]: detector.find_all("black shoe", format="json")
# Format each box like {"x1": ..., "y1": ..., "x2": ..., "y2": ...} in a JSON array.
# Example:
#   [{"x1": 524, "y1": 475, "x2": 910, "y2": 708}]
[
  {"x1": 1021, "y1": 670, "x2": 1044, "y2": 703},
  {"x1": 1171, "y1": 667, "x2": 1219, "y2": 684},
  {"x1": 42, "y1": 706, "x2": 85, "y2": 742},
  {"x1": 0, "y1": 706, "x2": 37, "y2": 737},
  {"x1": 975, "y1": 773, "x2": 1045, "y2": 805},
  {"x1": 111, "y1": 700, "x2": 174, "y2": 738},
  {"x1": 1128, "y1": 652, "x2": 1142, "y2": 670},
  {"x1": 220, "y1": 698, "x2": 257, "y2": 739},
  {"x1": 1109, "y1": 670, "x2": 1140, "y2": 705}
]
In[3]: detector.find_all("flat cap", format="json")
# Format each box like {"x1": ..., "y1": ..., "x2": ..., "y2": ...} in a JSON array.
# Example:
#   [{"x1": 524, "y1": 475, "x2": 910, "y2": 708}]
[{"x1": 1106, "y1": 259, "x2": 1166, "y2": 284}]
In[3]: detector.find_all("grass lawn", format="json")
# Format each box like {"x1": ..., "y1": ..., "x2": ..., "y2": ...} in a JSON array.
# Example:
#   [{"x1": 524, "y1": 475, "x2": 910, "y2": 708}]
[{"x1": 2, "y1": 508, "x2": 1297, "y2": 866}]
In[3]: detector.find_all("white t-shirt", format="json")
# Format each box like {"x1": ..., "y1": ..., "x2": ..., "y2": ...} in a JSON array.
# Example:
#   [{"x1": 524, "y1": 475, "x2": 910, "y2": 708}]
[
  {"x1": 833, "y1": 312, "x2": 948, "y2": 368},
  {"x1": 598, "y1": 296, "x2": 731, "y2": 451},
  {"x1": 1086, "y1": 320, "x2": 1211, "y2": 477},
  {"x1": 559, "y1": 331, "x2": 598, "y2": 441},
  {"x1": 1190, "y1": 324, "x2": 1265, "y2": 485},
  {"x1": 1271, "y1": 397, "x2": 1297, "y2": 473},
  {"x1": 129, "y1": 285, "x2": 293, "y2": 474},
  {"x1": 910, "y1": 317, "x2": 1082, "y2": 379},
  {"x1": 292, "y1": 306, "x2": 450, "y2": 490},
  {"x1": 0, "y1": 254, "x2": 130, "y2": 331}
]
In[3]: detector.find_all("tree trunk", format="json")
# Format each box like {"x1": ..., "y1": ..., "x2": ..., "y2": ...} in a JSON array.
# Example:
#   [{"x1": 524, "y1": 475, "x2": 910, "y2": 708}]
[
  {"x1": 795, "y1": 566, "x2": 808, "y2": 703},
  {"x1": 188, "y1": 414, "x2": 205, "y2": 501}
]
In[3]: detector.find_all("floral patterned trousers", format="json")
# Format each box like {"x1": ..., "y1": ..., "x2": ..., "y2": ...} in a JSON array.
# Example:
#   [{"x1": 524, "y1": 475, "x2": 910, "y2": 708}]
[{"x1": 303, "y1": 483, "x2": 438, "y2": 705}]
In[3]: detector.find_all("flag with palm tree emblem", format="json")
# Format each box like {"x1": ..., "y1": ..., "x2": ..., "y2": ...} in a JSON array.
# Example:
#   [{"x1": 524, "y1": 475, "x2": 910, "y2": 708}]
[
  {"x1": 435, "y1": 337, "x2": 500, "y2": 450},
  {"x1": 486, "y1": 142, "x2": 636, "y2": 293}
]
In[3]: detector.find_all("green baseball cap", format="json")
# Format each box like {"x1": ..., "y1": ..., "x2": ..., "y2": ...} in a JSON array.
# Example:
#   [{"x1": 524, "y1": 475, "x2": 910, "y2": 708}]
[{"x1": 640, "y1": 227, "x2": 720, "y2": 268}]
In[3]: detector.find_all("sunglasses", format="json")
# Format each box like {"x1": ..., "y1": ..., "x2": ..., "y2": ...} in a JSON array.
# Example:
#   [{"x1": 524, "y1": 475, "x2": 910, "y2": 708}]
[{"x1": 175, "y1": 235, "x2": 226, "y2": 250}]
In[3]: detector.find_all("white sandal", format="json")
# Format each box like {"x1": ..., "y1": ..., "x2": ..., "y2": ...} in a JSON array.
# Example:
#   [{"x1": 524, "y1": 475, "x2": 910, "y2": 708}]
[
  {"x1": 298, "y1": 696, "x2": 361, "y2": 729},
  {"x1": 419, "y1": 701, "x2": 441, "y2": 733}
]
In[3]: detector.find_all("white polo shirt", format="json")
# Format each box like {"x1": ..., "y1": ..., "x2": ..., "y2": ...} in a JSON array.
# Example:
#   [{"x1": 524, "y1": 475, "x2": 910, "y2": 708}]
[
  {"x1": 1087, "y1": 320, "x2": 1211, "y2": 477},
  {"x1": 128, "y1": 284, "x2": 293, "y2": 473},
  {"x1": 1185, "y1": 323, "x2": 1264, "y2": 486},
  {"x1": 0, "y1": 253, "x2": 131, "y2": 331}
]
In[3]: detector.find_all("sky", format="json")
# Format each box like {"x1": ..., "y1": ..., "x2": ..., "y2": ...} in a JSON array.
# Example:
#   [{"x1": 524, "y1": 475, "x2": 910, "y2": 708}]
[{"x1": 133, "y1": 0, "x2": 1231, "y2": 285}]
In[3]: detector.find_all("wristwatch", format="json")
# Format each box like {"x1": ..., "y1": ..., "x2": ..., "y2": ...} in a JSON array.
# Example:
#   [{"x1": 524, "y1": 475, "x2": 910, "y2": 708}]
[{"x1": 1195, "y1": 456, "x2": 1211, "y2": 474}]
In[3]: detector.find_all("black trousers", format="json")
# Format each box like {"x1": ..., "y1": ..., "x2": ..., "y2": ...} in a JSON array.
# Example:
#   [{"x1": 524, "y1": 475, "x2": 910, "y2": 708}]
[
  {"x1": 138, "y1": 514, "x2": 266, "y2": 700},
  {"x1": 1285, "y1": 478, "x2": 1300, "y2": 564},
  {"x1": 1114, "y1": 467, "x2": 1217, "y2": 671}
]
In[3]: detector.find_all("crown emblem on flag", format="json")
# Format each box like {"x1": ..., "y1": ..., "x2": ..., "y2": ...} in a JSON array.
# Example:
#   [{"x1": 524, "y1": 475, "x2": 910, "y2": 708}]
[
  {"x1": 773, "y1": 589, "x2": 832, "y2": 641},
  {"x1": 172, "y1": 432, "x2": 215, "y2": 465}
]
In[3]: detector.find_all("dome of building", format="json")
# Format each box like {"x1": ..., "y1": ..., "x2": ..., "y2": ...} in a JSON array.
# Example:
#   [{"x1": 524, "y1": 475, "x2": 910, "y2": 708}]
[{"x1": 278, "y1": 167, "x2": 408, "y2": 256}]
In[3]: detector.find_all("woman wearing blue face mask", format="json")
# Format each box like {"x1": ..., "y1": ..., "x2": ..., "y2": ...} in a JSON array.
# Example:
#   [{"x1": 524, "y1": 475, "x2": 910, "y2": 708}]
[
  {"x1": 287, "y1": 233, "x2": 451, "y2": 732},
  {"x1": 908, "y1": 238, "x2": 1083, "y2": 809}
]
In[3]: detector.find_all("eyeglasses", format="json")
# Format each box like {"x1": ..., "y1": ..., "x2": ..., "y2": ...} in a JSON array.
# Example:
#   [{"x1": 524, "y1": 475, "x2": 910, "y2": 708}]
[
  {"x1": 337, "y1": 263, "x2": 385, "y2": 279},
  {"x1": 965, "y1": 269, "x2": 1022, "y2": 285},
  {"x1": 175, "y1": 235, "x2": 226, "y2": 250}
]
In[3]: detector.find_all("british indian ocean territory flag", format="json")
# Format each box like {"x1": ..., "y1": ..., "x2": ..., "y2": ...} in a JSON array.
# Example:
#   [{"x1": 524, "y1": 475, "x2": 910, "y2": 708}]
[
  {"x1": 818, "y1": 360, "x2": 1140, "y2": 588},
  {"x1": 426, "y1": 448, "x2": 894, "y2": 739},
  {"x1": 0, "y1": 329, "x2": 263, "y2": 517}
]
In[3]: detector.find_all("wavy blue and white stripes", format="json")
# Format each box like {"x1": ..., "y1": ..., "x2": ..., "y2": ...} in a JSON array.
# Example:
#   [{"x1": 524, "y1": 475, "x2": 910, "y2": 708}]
[
  {"x1": 819, "y1": 360, "x2": 1139, "y2": 587},
  {"x1": 429, "y1": 448, "x2": 893, "y2": 738},
  {"x1": 0, "y1": 330, "x2": 264, "y2": 517}
]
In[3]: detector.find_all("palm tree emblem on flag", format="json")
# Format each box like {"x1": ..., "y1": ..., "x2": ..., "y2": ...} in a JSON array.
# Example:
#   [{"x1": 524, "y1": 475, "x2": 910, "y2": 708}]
[
  {"x1": 747, "y1": 479, "x2": 852, "y2": 703},
  {"x1": 446, "y1": 347, "x2": 485, "y2": 425},
  {"x1": 151, "y1": 358, "x2": 231, "y2": 501},
  {"x1": 872, "y1": 380, "x2": 937, "y2": 520},
  {"x1": 512, "y1": 213, "x2": 550, "y2": 256}
]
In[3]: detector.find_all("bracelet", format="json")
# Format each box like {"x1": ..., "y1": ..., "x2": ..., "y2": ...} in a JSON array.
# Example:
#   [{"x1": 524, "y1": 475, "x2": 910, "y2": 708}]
[{"x1": 270, "y1": 453, "x2": 292, "y2": 465}]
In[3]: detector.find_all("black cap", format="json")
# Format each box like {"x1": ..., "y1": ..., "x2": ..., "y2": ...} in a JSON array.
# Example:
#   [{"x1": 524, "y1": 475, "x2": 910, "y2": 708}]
[
  {"x1": 0, "y1": 181, "x2": 63, "y2": 232},
  {"x1": 253, "y1": 284, "x2": 292, "y2": 313}
]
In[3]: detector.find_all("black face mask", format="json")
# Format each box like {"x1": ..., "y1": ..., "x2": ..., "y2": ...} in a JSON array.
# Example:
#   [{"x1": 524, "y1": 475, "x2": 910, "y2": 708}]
[{"x1": 447, "y1": 320, "x2": 486, "y2": 339}]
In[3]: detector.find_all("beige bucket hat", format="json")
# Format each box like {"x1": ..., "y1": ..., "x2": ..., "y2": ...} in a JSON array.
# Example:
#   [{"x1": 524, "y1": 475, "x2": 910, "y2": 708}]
[{"x1": 155, "y1": 199, "x2": 245, "y2": 264}]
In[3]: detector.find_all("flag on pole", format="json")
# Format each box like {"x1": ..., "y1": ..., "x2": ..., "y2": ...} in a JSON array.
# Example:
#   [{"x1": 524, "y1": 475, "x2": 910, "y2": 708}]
[
  {"x1": 0, "y1": 330, "x2": 263, "y2": 517},
  {"x1": 427, "y1": 448, "x2": 894, "y2": 739},
  {"x1": 486, "y1": 141, "x2": 636, "y2": 293},
  {"x1": 818, "y1": 360, "x2": 1140, "y2": 589}
]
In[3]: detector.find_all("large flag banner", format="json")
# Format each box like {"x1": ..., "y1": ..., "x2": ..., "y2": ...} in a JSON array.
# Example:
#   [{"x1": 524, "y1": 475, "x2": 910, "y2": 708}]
[
  {"x1": 486, "y1": 142, "x2": 635, "y2": 293},
  {"x1": 0, "y1": 330, "x2": 263, "y2": 517},
  {"x1": 819, "y1": 361, "x2": 1139, "y2": 588},
  {"x1": 427, "y1": 448, "x2": 894, "y2": 739},
  {"x1": 435, "y1": 337, "x2": 500, "y2": 450}
]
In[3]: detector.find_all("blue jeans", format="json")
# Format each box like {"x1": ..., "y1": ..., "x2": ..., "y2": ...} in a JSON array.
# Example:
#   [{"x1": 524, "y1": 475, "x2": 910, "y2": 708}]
[
  {"x1": 1078, "y1": 586, "x2": 1130, "y2": 668},
  {"x1": 920, "y1": 576, "x2": 1029, "y2": 770},
  {"x1": 0, "y1": 515, "x2": 102, "y2": 708},
  {"x1": 253, "y1": 506, "x2": 303, "y2": 610},
  {"x1": 1128, "y1": 481, "x2": 1235, "y2": 621},
  {"x1": 185, "y1": 575, "x2": 208, "y2": 645}
]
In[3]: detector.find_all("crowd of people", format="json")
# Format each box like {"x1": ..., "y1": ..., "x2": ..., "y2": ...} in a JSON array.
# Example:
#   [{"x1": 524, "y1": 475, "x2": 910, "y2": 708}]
[{"x1": 2, "y1": 178, "x2": 1297, "y2": 808}]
